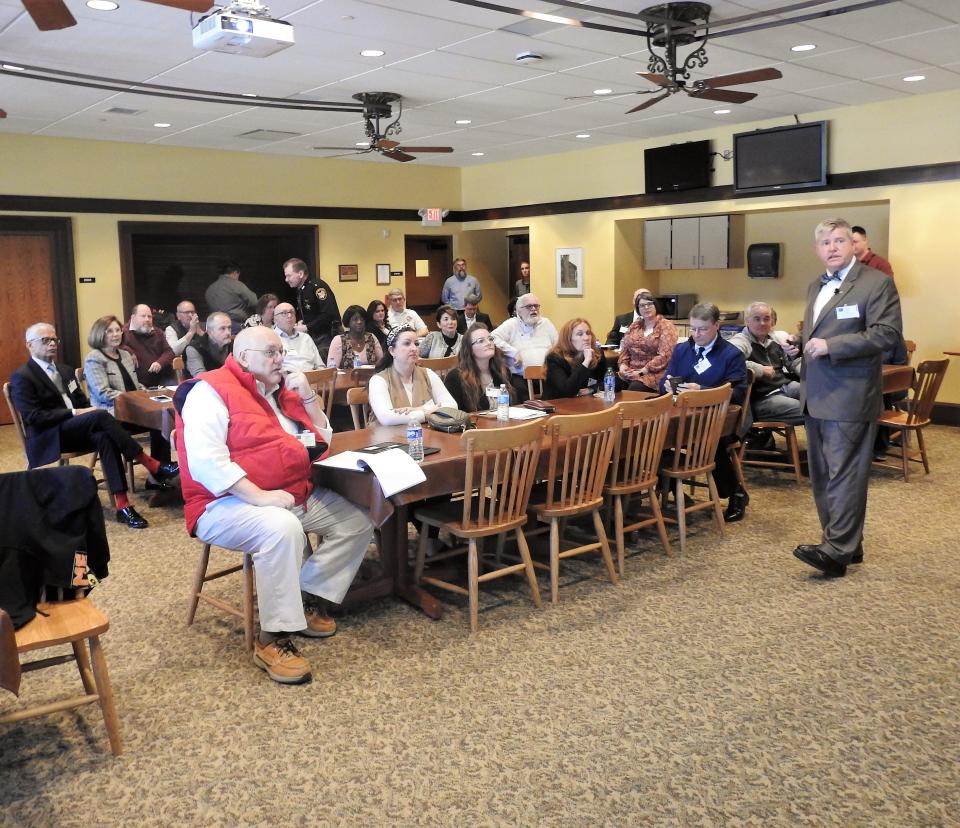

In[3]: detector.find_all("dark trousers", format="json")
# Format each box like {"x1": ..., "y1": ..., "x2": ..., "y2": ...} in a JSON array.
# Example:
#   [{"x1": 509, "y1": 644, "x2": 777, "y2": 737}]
[
  {"x1": 712, "y1": 436, "x2": 739, "y2": 499},
  {"x1": 122, "y1": 424, "x2": 171, "y2": 465},
  {"x1": 805, "y1": 416, "x2": 877, "y2": 564},
  {"x1": 58, "y1": 410, "x2": 143, "y2": 494}
]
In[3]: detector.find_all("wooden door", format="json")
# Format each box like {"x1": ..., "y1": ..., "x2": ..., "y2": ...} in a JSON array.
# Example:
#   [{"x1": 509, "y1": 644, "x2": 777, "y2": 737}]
[
  {"x1": 0, "y1": 230, "x2": 62, "y2": 425},
  {"x1": 404, "y1": 236, "x2": 452, "y2": 313}
]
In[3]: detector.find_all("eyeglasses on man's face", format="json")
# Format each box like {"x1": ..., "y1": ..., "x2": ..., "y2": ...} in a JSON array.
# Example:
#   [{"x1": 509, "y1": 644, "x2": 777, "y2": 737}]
[
  {"x1": 29, "y1": 336, "x2": 60, "y2": 346},
  {"x1": 274, "y1": 309, "x2": 296, "y2": 317},
  {"x1": 519, "y1": 303, "x2": 540, "y2": 311},
  {"x1": 245, "y1": 347, "x2": 285, "y2": 359}
]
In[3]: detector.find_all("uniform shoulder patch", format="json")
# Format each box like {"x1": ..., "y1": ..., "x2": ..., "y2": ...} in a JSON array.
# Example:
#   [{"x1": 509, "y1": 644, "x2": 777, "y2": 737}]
[{"x1": 316, "y1": 287, "x2": 327, "y2": 301}]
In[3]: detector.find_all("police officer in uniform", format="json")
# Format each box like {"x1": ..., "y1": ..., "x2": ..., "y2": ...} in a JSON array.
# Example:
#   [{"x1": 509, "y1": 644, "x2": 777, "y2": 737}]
[{"x1": 282, "y1": 258, "x2": 342, "y2": 354}]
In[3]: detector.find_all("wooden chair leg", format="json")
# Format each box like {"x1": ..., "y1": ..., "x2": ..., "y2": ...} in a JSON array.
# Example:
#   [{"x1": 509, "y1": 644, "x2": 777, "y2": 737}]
[
  {"x1": 900, "y1": 430, "x2": 911, "y2": 482},
  {"x1": 647, "y1": 484, "x2": 673, "y2": 557},
  {"x1": 708, "y1": 475, "x2": 725, "y2": 537},
  {"x1": 515, "y1": 529, "x2": 542, "y2": 609},
  {"x1": 592, "y1": 510, "x2": 619, "y2": 585},
  {"x1": 675, "y1": 478, "x2": 687, "y2": 555},
  {"x1": 72, "y1": 640, "x2": 96, "y2": 695},
  {"x1": 242, "y1": 554, "x2": 255, "y2": 653},
  {"x1": 187, "y1": 543, "x2": 212, "y2": 626},
  {"x1": 414, "y1": 524, "x2": 432, "y2": 583},
  {"x1": 787, "y1": 427, "x2": 802, "y2": 482},
  {"x1": 88, "y1": 635, "x2": 123, "y2": 756},
  {"x1": 613, "y1": 494, "x2": 625, "y2": 577},
  {"x1": 917, "y1": 429, "x2": 929, "y2": 474},
  {"x1": 549, "y1": 518, "x2": 561, "y2": 604},
  {"x1": 467, "y1": 539, "x2": 479, "y2": 633}
]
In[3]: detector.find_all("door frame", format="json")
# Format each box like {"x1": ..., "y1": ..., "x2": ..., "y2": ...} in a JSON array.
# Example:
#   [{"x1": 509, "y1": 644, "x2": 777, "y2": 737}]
[{"x1": 0, "y1": 216, "x2": 79, "y2": 366}]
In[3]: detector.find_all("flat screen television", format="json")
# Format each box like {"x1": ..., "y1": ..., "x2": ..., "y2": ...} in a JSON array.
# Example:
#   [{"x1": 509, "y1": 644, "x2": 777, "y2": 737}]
[
  {"x1": 644, "y1": 140, "x2": 711, "y2": 194},
  {"x1": 734, "y1": 121, "x2": 827, "y2": 193}
]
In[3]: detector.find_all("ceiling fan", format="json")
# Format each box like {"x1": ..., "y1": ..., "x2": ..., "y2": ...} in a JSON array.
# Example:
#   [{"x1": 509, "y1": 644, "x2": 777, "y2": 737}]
[
  {"x1": 313, "y1": 93, "x2": 454, "y2": 163},
  {"x1": 19, "y1": 0, "x2": 212, "y2": 31}
]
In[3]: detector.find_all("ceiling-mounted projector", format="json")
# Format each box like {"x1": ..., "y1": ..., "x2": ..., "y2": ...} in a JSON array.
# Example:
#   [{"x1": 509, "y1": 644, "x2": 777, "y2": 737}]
[{"x1": 192, "y1": 3, "x2": 294, "y2": 58}]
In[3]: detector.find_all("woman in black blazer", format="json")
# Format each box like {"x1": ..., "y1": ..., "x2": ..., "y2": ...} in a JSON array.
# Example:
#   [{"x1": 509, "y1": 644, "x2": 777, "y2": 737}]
[{"x1": 542, "y1": 317, "x2": 607, "y2": 399}]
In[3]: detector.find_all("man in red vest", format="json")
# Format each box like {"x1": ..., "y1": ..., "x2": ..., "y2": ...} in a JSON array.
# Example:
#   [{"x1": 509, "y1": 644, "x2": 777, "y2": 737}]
[{"x1": 175, "y1": 326, "x2": 373, "y2": 684}]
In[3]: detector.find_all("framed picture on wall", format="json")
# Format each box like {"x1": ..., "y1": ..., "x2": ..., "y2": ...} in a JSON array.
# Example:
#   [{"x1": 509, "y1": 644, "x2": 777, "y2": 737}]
[
  {"x1": 555, "y1": 247, "x2": 584, "y2": 296},
  {"x1": 338, "y1": 264, "x2": 359, "y2": 282},
  {"x1": 376, "y1": 263, "x2": 391, "y2": 285}
]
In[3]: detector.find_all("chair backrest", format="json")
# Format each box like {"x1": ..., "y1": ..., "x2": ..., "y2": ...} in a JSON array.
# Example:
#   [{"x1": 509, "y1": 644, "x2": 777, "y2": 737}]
[
  {"x1": 906, "y1": 359, "x2": 949, "y2": 425},
  {"x1": 2, "y1": 382, "x2": 29, "y2": 465},
  {"x1": 735, "y1": 371, "x2": 754, "y2": 436},
  {"x1": 543, "y1": 406, "x2": 621, "y2": 512},
  {"x1": 524, "y1": 364, "x2": 545, "y2": 400},
  {"x1": 610, "y1": 394, "x2": 674, "y2": 490},
  {"x1": 419, "y1": 354, "x2": 457, "y2": 378},
  {"x1": 668, "y1": 384, "x2": 732, "y2": 475},
  {"x1": 74, "y1": 367, "x2": 88, "y2": 398},
  {"x1": 904, "y1": 339, "x2": 917, "y2": 365},
  {"x1": 172, "y1": 355, "x2": 185, "y2": 383},
  {"x1": 346, "y1": 386, "x2": 370, "y2": 430},
  {"x1": 303, "y1": 367, "x2": 337, "y2": 419},
  {"x1": 458, "y1": 419, "x2": 544, "y2": 532}
]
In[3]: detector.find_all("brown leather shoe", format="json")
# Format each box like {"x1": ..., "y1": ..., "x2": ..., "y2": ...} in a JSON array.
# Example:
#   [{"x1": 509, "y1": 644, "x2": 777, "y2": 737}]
[
  {"x1": 253, "y1": 637, "x2": 312, "y2": 684},
  {"x1": 301, "y1": 604, "x2": 337, "y2": 638}
]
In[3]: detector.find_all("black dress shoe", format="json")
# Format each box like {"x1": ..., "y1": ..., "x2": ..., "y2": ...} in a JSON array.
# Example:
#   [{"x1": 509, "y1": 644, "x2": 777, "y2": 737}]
[
  {"x1": 116, "y1": 505, "x2": 149, "y2": 529},
  {"x1": 153, "y1": 462, "x2": 180, "y2": 484},
  {"x1": 145, "y1": 479, "x2": 173, "y2": 491},
  {"x1": 793, "y1": 544, "x2": 846, "y2": 577},
  {"x1": 723, "y1": 490, "x2": 749, "y2": 523},
  {"x1": 850, "y1": 550, "x2": 864, "y2": 564}
]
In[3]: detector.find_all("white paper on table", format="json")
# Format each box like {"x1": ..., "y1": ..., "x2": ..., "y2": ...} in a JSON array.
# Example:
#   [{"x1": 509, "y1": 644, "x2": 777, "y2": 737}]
[
  {"x1": 507, "y1": 406, "x2": 550, "y2": 420},
  {"x1": 315, "y1": 447, "x2": 426, "y2": 498}
]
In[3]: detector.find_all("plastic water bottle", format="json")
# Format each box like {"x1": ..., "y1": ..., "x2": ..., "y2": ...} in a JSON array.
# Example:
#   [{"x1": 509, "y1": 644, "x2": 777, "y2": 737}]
[
  {"x1": 353, "y1": 352, "x2": 362, "y2": 369},
  {"x1": 406, "y1": 418, "x2": 424, "y2": 463},
  {"x1": 497, "y1": 383, "x2": 510, "y2": 423},
  {"x1": 604, "y1": 367, "x2": 616, "y2": 403}
]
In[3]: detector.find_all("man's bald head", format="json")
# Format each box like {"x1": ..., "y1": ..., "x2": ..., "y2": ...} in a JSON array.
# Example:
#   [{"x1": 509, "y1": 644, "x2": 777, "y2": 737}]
[
  {"x1": 274, "y1": 302, "x2": 297, "y2": 334},
  {"x1": 234, "y1": 326, "x2": 284, "y2": 387},
  {"x1": 129, "y1": 304, "x2": 154, "y2": 334}
]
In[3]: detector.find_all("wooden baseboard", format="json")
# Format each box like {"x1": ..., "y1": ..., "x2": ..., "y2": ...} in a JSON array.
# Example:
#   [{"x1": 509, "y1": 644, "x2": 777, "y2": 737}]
[{"x1": 932, "y1": 402, "x2": 960, "y2": 426}]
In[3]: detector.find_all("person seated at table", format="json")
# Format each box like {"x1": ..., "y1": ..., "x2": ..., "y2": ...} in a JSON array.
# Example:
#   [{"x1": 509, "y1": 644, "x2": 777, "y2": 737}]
[
  {"x1": 176, "y1": 326, "x2": 374, "y2": 684},
  {"x1": 242, "y1": 293, "x2": 279, "y2": 329},
  {"x1": 368, "y1": 325, "x2": 456, "y2": 425},
  {"x1": 490, "y1": 293, "x2": 558, "y2": 402},
  {"x1": 164, "y1": 300, "x2": 202, "y2": 359},
  {"x1": 385, "y1": 288, "x2": 429, "y2": 338},
  {"x1": 83, "y1": 314, "x2": 172, "y2": 468},
  {"x1": 419, "y1": 305, "x2": 463, "y2": 359},
  {"x1": 122, "y1": 303, "x2": 177, "y2": 386},
  {"x1": 327, "y1": 305, "x2": 383, "y2": 369},
  {"x1": 185, "y1": 312, "x2": 233, "y2": 377},
  {"x1": 606, "y1": 287, "x2": 654, "y2": 348},
  {"x1": 365, "y1": 300, "x2": 389, "y2": 351},
  {"x1": 660, "y1": 302, "x2": 749, "y2": 522},
  {"x1": 617, "y1": 290, "x2": 678, "y2": 392},
  {"x1": 444, "y1": 322, "x2": 514, "y2": 412},
  {"x1": 456, "y1": 294, "x2": 493, "y2": 334},
  {"x1": 12, "y1": 322, "x2": 178, "y2": 529},
  {"x1": 273, "y1": 302, "x2": 322, "y2": 372},
  {"x1": 542, "y1": 317, "x2": 608, "y2": 399}
]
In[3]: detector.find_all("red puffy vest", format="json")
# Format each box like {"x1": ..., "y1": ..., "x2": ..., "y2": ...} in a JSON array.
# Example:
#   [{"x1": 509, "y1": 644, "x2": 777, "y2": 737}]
[{"x1": 176, "y1": 356, "x2": 328, "y2": 535}]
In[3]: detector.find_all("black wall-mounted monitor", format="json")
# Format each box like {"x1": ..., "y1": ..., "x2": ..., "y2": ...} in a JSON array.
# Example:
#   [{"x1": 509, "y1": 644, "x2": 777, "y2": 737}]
[
  {"x1": 733, "y1": 121, "x2": 827, "y2": 194},
  {"x1": 644, "y1": 140, "x2": 711, "y2": 194}
]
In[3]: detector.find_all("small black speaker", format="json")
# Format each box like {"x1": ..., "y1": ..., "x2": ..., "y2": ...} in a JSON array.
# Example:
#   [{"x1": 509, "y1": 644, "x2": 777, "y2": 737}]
[{"x1": 747, "y1": 243, "x2": 781, "y2": 278}]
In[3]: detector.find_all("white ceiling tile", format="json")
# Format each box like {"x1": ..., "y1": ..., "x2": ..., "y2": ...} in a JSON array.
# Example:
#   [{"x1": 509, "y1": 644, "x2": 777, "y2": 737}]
[
  {"x1": 900, "y1": 0, "x2": 960, "y2": 23},
  {"x1": 868, "y1": 66, "x2": 960, "y2": 94},
  {"x1": 874, "y1": 26, "x2": 960, "y2": 64},
  {"x1": 792, "y1": 45, "x2": 927, "y2": 79},
  {"x1": 798, "y1": 80, "x2": 910, "y2": 107},
  {"x1": 802, "y1": 4, "x2": 950, "y2": 41}
]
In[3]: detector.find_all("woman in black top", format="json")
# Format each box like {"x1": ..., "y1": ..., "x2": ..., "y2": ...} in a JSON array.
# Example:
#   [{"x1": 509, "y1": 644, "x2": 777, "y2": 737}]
[
  {"x1": 542, "y1": 317, "x2": 607, "y2": 399},
  {"x1": 444, "y1": 322, "x2": 513, "y2": 412},
  {"x1": 366, "y1": 299, "x2": 389, "y2": 351}
]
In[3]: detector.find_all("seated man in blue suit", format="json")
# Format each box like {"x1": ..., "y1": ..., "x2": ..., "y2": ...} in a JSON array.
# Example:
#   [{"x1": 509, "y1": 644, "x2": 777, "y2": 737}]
[
  {"x1": 660, "y1": 302, "x2": 749, "y2": 522},
  {"x1": 10, "y1": 322, "x2": 178, "y2": 529}
]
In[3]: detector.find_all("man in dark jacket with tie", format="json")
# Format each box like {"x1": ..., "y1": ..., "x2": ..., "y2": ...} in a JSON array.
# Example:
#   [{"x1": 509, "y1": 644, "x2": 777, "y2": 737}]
[{"x1": 10, "y1": 322, "x2": 178, "y2": 529}]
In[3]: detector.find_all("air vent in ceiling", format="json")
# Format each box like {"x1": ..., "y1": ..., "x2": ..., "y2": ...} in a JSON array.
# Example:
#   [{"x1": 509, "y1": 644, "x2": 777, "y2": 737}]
[
  {"x1": 237, "y1": 129, "x2": 302, "y2": 141},
  {"x1": 104, "y1": 106, "x2": 144, "y2": 115}
]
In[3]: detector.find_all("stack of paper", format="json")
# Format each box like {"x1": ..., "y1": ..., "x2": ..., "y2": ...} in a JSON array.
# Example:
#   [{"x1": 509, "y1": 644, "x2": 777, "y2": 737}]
[{"x1": 316, "y1": 447, "x2": 426, "y2": 497}]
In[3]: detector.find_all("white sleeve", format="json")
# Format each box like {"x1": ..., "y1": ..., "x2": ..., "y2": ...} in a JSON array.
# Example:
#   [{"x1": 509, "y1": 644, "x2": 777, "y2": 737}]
[
  {"x1": 427, "y1": 370, "x2": 457, "y2": 409},
  {"x1": 180, "y1": 382, "x2": 248, "y2": 496},
  {"x1": 165, "y1": 325, "x2": 189, "y2": 356},
  {"x1": 185, "y1": 346, "x2": 206, "y2": 377},
  {"x1": 491, "y1": 319, "x2": 517, "y2": 357},
  {"x1": 368, "y1": 373, "x2": 410, "y2": 426}
]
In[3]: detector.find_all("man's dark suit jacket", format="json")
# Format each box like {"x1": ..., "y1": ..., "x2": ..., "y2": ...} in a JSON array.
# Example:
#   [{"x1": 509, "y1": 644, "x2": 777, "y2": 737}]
[
  {"x1": 10, "y1": 359, "x2": 90, "y2": 468},
  {"x1": 606, "y1": 311, "x2": 636, "y2": 347},
  {"x1": 456, "y1": 310, "x2": 493, "y2": 334}
]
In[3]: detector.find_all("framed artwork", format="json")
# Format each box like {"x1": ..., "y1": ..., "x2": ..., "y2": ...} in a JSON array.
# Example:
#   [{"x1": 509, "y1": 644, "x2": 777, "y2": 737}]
[
  {"x1": 555, "y1": 247, "x2": 584, "y2": 296},
  {"x1": 376, "y1": 263, "x2": 391, "y2": 285},
  {"x1": 338, "y1": 264, "x2": 358, "y2": 282}
]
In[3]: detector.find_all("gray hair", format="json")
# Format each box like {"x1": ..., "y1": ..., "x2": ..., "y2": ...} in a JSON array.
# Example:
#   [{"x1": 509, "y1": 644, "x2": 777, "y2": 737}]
[
  {"x1": 744, "y1": 301, "x2": 773, "y2": 319},
  {"x1": 386, "y1": 288, "x2": 405, "y2": 299},
  {"x1": 814, "y1": 218, "x2": 852, "y2": 240},
  {"x1": 689, "y1": 302, "x2": 720, "y2": 323},
  {"x1": 206, "y1": 311, "x2": 231, "y2": 331},
  {"x1": 464, "y1": 293, "x2": 481, "y2": 305},
  {"x1": 25, "y1": 322, "x2": 55, "y2": 342}
]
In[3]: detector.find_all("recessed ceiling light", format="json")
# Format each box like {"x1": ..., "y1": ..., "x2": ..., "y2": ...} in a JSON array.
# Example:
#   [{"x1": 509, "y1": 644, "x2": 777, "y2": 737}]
[
  {"x1": 903, "y1": 74, "x2": 926, "y2": 82},
  {"x1": 455, "y1": 119, "x2": 472, "y2": 125},
  {"x1": 576, "y1": 133, "x2": 591, "y2": 138},
  {"x1": 86, "y1": 0, "x2": 118, "y2": 9},
  {"x1": 355, "y1": 141, "x2": 370, "y2": 147},
  {"x1": 360, "y1": 49, "x2": 384, "y2": 58},
  {"x1": 593, "y1": 88, "x2": 612, "y2": 95},
  {"x1": 791, "y1": 44, "x2": 816, "y2": 52},
  {"x1": 1, "y1": 64, "x2": 25, "y2": 71},
  {"x1": 471, "y1": 152, "x2": 485, "y2": 157},
  {"x1": 713, "y1": 108, "x2": 731, "y2": 115},
  {"x1": 241, "y1": 92, "x2": 257, "y2": 97},
  {"x1": 153, "y1": 122, "x2": 171, "y2": 128}
]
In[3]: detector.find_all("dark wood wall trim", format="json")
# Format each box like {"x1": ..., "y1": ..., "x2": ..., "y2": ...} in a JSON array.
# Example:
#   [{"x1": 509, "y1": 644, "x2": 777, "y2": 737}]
[
  {"x1": 1, "y1": 160, "x2": 956, "y2": 224},
  {"x1": 0, "y1": 216, "x2": 78, "y2": 366},
  {"x1": 932, "y1": 402, "x2": 960, "y2": 428}
]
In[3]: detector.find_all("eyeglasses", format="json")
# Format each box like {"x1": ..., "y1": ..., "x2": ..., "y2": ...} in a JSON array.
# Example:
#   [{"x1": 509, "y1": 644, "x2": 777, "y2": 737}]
[
  {"x1": 636, "y1": 302, "x2": 656, "y2": 309},
  {"x1": 519, "y1": 304, "x2": 540, "y2": 311},
  {"x1": 29, "y1": 337, "x2": 60, "y2": 345},
  {"x1": 471, "y1": 336, "x2": 493, "y2": 346},
  {"x1": 274, "y1": 309, "x2": 295, "y2": 316},
  {"x1": 244, "y1": 347, "x2": 285, "y2": 359}
]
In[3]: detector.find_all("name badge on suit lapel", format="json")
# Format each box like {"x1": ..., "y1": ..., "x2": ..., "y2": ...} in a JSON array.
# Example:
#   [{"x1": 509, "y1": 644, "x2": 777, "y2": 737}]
[
  {"x1": 836, "y1": 304, "x2": 860, "y2": 319},
  {"x1": 619, "y1": 325, "x2": 630, "y2": 334},
  {"x1": 67, "y1": 379, "x2": 79, "y2": 392},
  {"x1": 694, "y1": 355, "x2": 712, "y2": 375}
]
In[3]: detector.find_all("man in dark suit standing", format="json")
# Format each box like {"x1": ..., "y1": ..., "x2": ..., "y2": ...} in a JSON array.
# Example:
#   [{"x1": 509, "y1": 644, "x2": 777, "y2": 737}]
[
  {"x1": 793, "y1": 219, "x2": 902, "y2": 577},
  {"x1": 10, "y1": 322, "x2": 179, "y2": 529}
]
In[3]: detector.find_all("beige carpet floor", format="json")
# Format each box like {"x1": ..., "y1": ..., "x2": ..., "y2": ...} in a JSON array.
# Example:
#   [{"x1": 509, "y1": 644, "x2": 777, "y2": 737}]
[{"x1": 1, "y1": 422, "x2": 958, "y2": 827}]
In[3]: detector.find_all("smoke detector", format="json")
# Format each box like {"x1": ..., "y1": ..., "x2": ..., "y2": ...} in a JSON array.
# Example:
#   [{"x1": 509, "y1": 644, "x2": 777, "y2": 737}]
[{"x1": 515, "y1": 51, "x2": 544, "y2": 64}]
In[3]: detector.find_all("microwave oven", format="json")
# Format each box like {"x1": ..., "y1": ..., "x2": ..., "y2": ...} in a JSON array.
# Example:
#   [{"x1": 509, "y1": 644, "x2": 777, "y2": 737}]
[{"x1": 656, "y1": 293, "x2": 697, "y2": 319}]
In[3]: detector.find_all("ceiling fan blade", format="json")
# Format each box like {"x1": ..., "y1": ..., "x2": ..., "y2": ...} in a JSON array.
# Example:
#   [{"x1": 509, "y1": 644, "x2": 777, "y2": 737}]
[
  {"x1": 21, "y1": 0, "x2": 76, "y2": 30},
  {"x1": 142, "y1": 0, "x2": 213, "y2": 11},
  {"x1": 689, "y1": 88, "x2": 757, "y2": 104},
  {"x1": 384, "y1": 149, "x2": 416, "y2": 162},
  {"x1": 395, "y1": 146, "x2": 454, "y2": 154},
  {"x1": 636, "y1": 73, "x2": 672, "y2": 88},
  {"x1": 626, "y1": 91, "x2": 671, "y2": 114},
  {"x1": 375, "y1": 138, "x2": 400, "y2": 150},
  {"x1": 313, "y1": 146, "x2": 366, "y2": 151},
  {"x1": 0, "y1": 109, "x2": 6, "y2": 118},
  {"x1": 701, "y1": 68, "x2": 783, "y2": 89}
]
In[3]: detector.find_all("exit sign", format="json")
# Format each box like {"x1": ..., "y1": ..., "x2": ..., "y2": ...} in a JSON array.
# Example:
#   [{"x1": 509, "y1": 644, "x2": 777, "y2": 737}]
[{"x1": 422, "y1": 207, "x2": 443, "y2": 226}]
